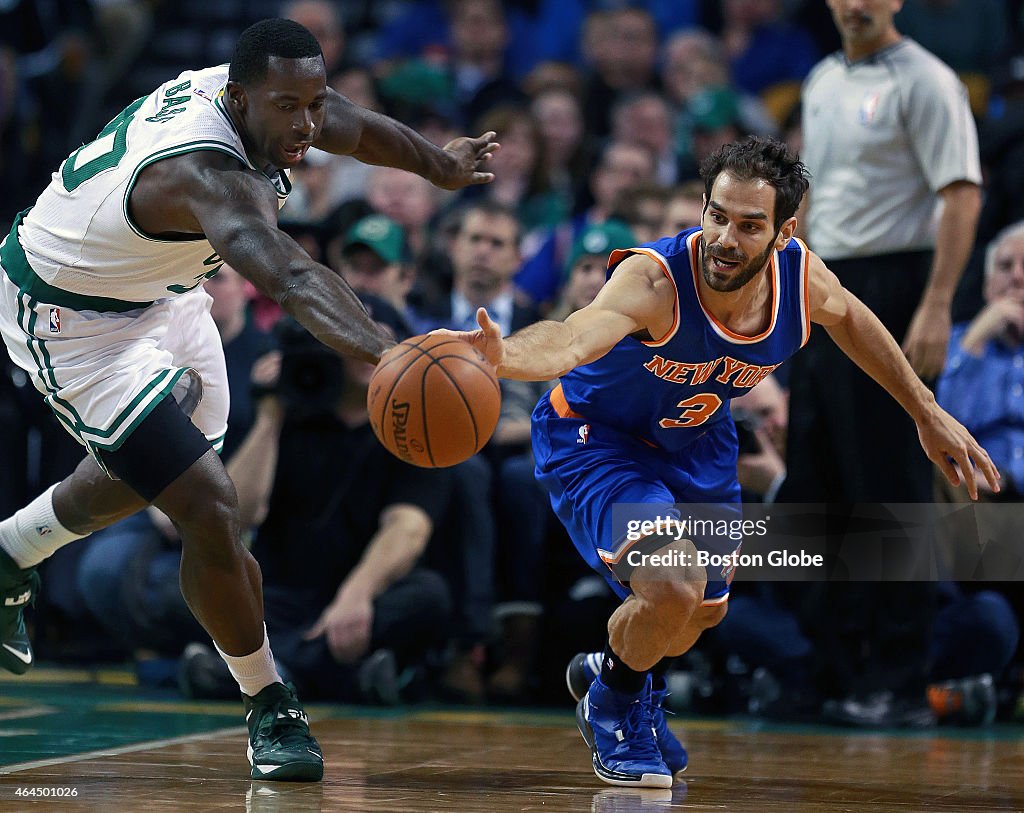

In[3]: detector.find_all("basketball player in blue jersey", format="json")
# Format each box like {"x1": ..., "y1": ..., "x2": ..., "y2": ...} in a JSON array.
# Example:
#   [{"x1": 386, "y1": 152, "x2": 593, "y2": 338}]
[{"x1": 444, "y1": 137, "x2": 999, "y2": 788}]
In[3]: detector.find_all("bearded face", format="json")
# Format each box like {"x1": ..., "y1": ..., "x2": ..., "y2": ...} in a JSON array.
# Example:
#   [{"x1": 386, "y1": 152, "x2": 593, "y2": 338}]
[{"x1": 699, "y1": 172, "x2": 781, "y2": 292}]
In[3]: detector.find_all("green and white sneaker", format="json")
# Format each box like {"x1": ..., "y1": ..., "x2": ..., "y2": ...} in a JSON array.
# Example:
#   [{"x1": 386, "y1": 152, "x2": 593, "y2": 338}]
[
  {"x1": 0, "y1": 548, "x2": 39, "y2": 675},
  {"x1": 244, "y1": 682, "x2": 324, "y2": 782}
]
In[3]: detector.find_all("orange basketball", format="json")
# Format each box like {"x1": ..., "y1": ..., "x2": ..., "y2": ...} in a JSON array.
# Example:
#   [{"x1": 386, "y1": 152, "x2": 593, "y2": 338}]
[{"x1": 367, "y1": 334, "x2": 501, "y2": 468}]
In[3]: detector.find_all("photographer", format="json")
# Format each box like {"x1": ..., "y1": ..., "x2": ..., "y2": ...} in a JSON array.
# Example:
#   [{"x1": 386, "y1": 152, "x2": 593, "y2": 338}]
[
  {"x1": 732, "y1": 373, "x2": 788, "y2": 504},
  {"x1": 202, "y1": 295, "x2": 454, "y2": 703}
]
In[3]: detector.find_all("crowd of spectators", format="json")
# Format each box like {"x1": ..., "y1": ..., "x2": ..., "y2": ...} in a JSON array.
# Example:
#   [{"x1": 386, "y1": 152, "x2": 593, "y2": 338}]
[{"x1": 3, "y1": 0, "x2": 1024, "y2": 723}]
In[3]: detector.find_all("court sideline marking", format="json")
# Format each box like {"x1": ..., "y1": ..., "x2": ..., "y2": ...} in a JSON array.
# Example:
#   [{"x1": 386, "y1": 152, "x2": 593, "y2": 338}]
[
  {"x1": 0, "y1": 724, "x2": 245, "y2": 775},
  {"x1": 0, "y1": 706, "x2": 59, "y2": 723}
]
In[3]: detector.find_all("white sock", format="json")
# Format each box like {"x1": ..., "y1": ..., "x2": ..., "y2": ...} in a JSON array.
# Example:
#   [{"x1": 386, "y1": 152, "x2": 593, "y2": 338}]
[
  {"x1": 0, "y1": 485, "x2": 87, "y2": 569},
  {"x1": 215, "y1": 626, "x2": 283, "y2": 697}
]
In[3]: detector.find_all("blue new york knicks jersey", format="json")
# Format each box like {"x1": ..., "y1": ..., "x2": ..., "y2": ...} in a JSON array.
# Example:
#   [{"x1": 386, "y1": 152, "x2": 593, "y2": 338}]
[{"x1": 558, "y1": 227, "x2": 811, "y2": 452}]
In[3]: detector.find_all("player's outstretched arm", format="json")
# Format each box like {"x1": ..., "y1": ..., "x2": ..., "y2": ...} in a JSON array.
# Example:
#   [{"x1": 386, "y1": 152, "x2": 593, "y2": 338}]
[
  {"x1": 315, "y1": 89, "x2": 498, "y2": 190},
  {"x1": 166, "y1": 152, "x2": 393, "y2": 363},
  {"x1": 438, "y1": 254, "x2": 674, "y2": 381},
  {"x1": 808, "y1": 253, "x2": 1000, "y2": 500}
]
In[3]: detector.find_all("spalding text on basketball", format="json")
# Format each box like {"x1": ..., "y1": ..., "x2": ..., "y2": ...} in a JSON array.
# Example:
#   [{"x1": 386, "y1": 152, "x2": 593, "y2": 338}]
[{"x1": 391, "y1": 400, "x2": 412, "y2": 463}]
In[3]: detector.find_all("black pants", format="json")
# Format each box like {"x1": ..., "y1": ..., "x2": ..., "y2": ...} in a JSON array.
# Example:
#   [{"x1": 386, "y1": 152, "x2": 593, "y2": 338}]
[
  {"x1": 781, "y1": 250, "x2": 937, "y2": 698},
  {"x1": 263, "y1": 568, "x2": 452, "y2": 700},
  {"x1": 427, "y1": 455, "x2": 496, "y2": 646},
  {"x1": 782, "y1": 250, "x2": 934, "y2": 503}
]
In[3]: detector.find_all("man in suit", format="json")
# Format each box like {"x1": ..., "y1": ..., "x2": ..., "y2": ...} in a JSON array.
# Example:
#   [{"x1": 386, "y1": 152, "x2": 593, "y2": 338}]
[
  {"x1": 416, "y1": 199, "x2": 541, "y2": 703},
  {"x1": 418, "y1": 200, "x2": 538, "y2": 334}
]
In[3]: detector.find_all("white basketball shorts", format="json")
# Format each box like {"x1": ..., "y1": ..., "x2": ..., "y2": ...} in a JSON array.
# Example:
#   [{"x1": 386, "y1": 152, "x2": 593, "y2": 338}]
[{"x1": 0, "y1": 265, "x2": 228, "y2": 471}]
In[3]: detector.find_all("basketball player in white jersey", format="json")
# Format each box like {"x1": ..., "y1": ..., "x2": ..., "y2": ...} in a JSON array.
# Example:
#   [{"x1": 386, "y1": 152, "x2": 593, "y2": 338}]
[{"x1": 0, "y1": 18, "x2": 497, "y2": 781}]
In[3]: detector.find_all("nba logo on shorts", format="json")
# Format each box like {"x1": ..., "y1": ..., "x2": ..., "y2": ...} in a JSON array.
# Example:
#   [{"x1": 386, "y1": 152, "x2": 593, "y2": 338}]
[
  {"x1": 577, "y1": 424, "x2": 590, "y2": 445},
  {"x1": 49, "y1": 308, "x2": 61, "y2": 333}
]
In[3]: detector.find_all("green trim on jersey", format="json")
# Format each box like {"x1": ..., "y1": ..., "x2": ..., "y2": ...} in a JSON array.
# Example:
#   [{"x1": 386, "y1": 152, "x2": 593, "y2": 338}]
[
  {"x1": 212, "y1": 91, "x2": 259, "y2": 169},
  {"x1": 207, "y1": 430, "x2": 226, "y2": 454},
  {"x1": 121, "y1": 142, "x2": 250, "y2": 242},
  {"x1": 2, "y1": 211, "x2": 154, "y2": 313},
  {"x1": 275, "y1": 169, "x2": 292, "y2": 200},
  {"x1": 211, "y1": 90, "x2": 292, "y2": 200},
  {"x1": 84, "y1": 367, "x2": 189, "y2": 452}
]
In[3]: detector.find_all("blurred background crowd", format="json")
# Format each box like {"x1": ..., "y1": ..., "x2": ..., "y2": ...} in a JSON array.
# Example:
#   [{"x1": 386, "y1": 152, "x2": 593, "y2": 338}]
[{"x1": 3, "y1": 0, "x2": 1024, "y2": 728}]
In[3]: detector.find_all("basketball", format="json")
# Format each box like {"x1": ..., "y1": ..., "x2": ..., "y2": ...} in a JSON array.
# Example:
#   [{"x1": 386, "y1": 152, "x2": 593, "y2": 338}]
[{"x1": 367, "y1": 334, "x2": 501, "y2": 468}]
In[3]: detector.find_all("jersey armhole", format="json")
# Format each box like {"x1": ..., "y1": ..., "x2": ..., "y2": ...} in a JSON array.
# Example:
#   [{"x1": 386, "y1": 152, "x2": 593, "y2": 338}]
[
  {"x1": 607, "y1": 247, "x2": 681, "y2": 348},
  {"x1": 121, "y1": 143, "x2": 250, "y2": 242},
  {"x1": 793, "y1": 237, "x2": 812, "y2": 347}
]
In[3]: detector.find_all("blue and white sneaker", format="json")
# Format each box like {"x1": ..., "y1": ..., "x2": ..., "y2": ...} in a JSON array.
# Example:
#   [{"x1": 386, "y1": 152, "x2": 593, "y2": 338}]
[
  {"x1": 650, "y1": 677, "x2": 687, "y2": 774},
  {"x1": 568, "y1": 652, "x2": 687, "y2": 775},
  {"x1": 576, "y1": 675, "x2": 672, "y2": 788}
]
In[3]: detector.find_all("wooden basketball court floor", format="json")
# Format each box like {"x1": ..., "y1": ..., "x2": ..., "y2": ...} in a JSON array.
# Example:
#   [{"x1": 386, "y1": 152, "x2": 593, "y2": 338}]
[{"x1": 0, "y1": 670, "x2": 1023, "y2": 812}]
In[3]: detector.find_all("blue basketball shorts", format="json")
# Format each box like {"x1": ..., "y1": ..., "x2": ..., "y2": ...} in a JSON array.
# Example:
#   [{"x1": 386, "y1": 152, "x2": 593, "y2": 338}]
[{"x1": 532, "y1": 387, "x2": 742, "y2": 605}]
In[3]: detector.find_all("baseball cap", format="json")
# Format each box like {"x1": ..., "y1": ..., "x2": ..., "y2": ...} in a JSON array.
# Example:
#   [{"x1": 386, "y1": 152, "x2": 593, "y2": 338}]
[
  {"x1": 342, "y1": 215, "x2": 406, "y2": 265},
  {"x1": 688, "y1": 86, "x2": 739, "y2": 131},
  {"x1": 565, "y1": 220, "x2": 637, "y2": 277}
]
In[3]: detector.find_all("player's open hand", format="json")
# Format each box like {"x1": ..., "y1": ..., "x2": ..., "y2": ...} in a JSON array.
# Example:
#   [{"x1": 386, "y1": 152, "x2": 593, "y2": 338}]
[
  {"x1": 902, "y1": 301, "x2": 951, "y2": 380},
  {"x1": 916, "y1": 404, "x2": 1001, "y2": 500},
  {"x1": 436, "y1": 131, "x2": 500, "y2": 190},
  {"x1": 431, "y1": 307, "x2": 505, "y2": 372}
]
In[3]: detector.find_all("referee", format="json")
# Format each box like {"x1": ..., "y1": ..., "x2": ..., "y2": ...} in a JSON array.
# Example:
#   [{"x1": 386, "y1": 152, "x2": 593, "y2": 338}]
[
  {"x1": 783, "y1": 0, "x2": 982, "y2": 727},
  {"x1": 788, "y1": 0, "x2": 981, "y2": 503}
]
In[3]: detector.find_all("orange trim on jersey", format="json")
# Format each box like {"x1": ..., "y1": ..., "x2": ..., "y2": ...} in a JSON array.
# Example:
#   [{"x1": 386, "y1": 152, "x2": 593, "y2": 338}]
[
  {"x1": 701, "y1": 592, "x2": 730, "y2": 607},
  {"x1": 794, "y1": 237, "x2": 812, "y2": 348},
  {"x1": 597, "y1": 533, "x2": 652, "y2": 565},
  {"x1": 688, "y1": 230, "x2": 780, "y2": 344},
  {"x1": 550, "y1": 383, "x2": 584, "y2": 420},
  {"x1": 607, "y1": 247, "x2": 680, "y2": 347}
]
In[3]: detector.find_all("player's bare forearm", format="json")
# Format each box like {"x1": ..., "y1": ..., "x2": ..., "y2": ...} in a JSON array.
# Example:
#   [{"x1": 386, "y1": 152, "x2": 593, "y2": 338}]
[
  {"x1": 214, "y1": 221, "x2": 393, "y2": 363},
  {"x1": 452, "y1": 258, "x2": 658, "y2": 379},
  {"x1": 500, "y1": 265, "x2": 660, "y2": 379},
  {"x1": 186, "y1": 159, "x2": 394, "y2": 362},
  {"x1": 500, "y1": 320, "x2": 582, "y2": 380},
  {"x1": 350, "y1": 110, "x2": 454, "y2": 186},
  {"x1": 922, "y1": 181, "x2": 981, "y2": 309},
  {"x1": 338, "y1": 505, "x2": 431, "y2": 601},
  {"x1": 825, "y1": 291, "x2": 937, "y2": 421},
  {"x1": 275, "y1": 263, "x2": 394, "y2": 363},
  {"x1": 316, "y1": 91, "x2": 453, "y2": 186},
  {"x1": 809, "y1": 254, "x2": 999, "y2": 498}
]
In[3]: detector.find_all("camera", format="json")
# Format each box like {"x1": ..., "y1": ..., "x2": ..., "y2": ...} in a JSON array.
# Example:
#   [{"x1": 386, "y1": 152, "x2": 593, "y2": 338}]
[
  {"x1": 274, "y1": 318, "x2": 345, "y2": 418},
  {"x1": 732, "y1": 409, "x2": 763, "y2": 455}
]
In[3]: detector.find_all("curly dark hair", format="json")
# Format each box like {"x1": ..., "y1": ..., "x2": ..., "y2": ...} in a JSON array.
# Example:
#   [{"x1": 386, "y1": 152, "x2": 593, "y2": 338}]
[
  {"x1": 700, "y1": 136, "x2": 810, "y2": 231},
  {"x1": 229, "y1": 19, "x2": 323, "y2": 87}
]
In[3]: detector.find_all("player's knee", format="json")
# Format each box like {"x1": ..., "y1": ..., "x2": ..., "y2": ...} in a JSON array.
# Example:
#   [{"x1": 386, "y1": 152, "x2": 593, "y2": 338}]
[
  {"x1": 694, "y1": 600, "x2": 728, "y2": 631},
  {"x1": 54, "y1": 459, "x2": 148, "y2": 534},
  {"x1": 161, "y1": 470, "x2": 240, "y2": 551},
  {"x1": 635, "y1": 576, "x2": 704, "y2": 623}
]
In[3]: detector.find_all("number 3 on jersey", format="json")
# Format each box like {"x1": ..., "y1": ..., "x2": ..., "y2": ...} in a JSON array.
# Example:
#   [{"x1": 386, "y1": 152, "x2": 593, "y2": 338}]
[
  {"x1": 61, "y1": 96, "x2": 146, "y2": 192},
  {"x1": 658, "y1": 393, "x2": 722, "y2": 429}
]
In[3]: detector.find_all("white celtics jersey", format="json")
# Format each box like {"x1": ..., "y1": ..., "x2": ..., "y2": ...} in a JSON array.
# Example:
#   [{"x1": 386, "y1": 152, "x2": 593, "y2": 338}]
[{"x1": 1, "y1": 65, "x2": 290, "y2": 311}]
